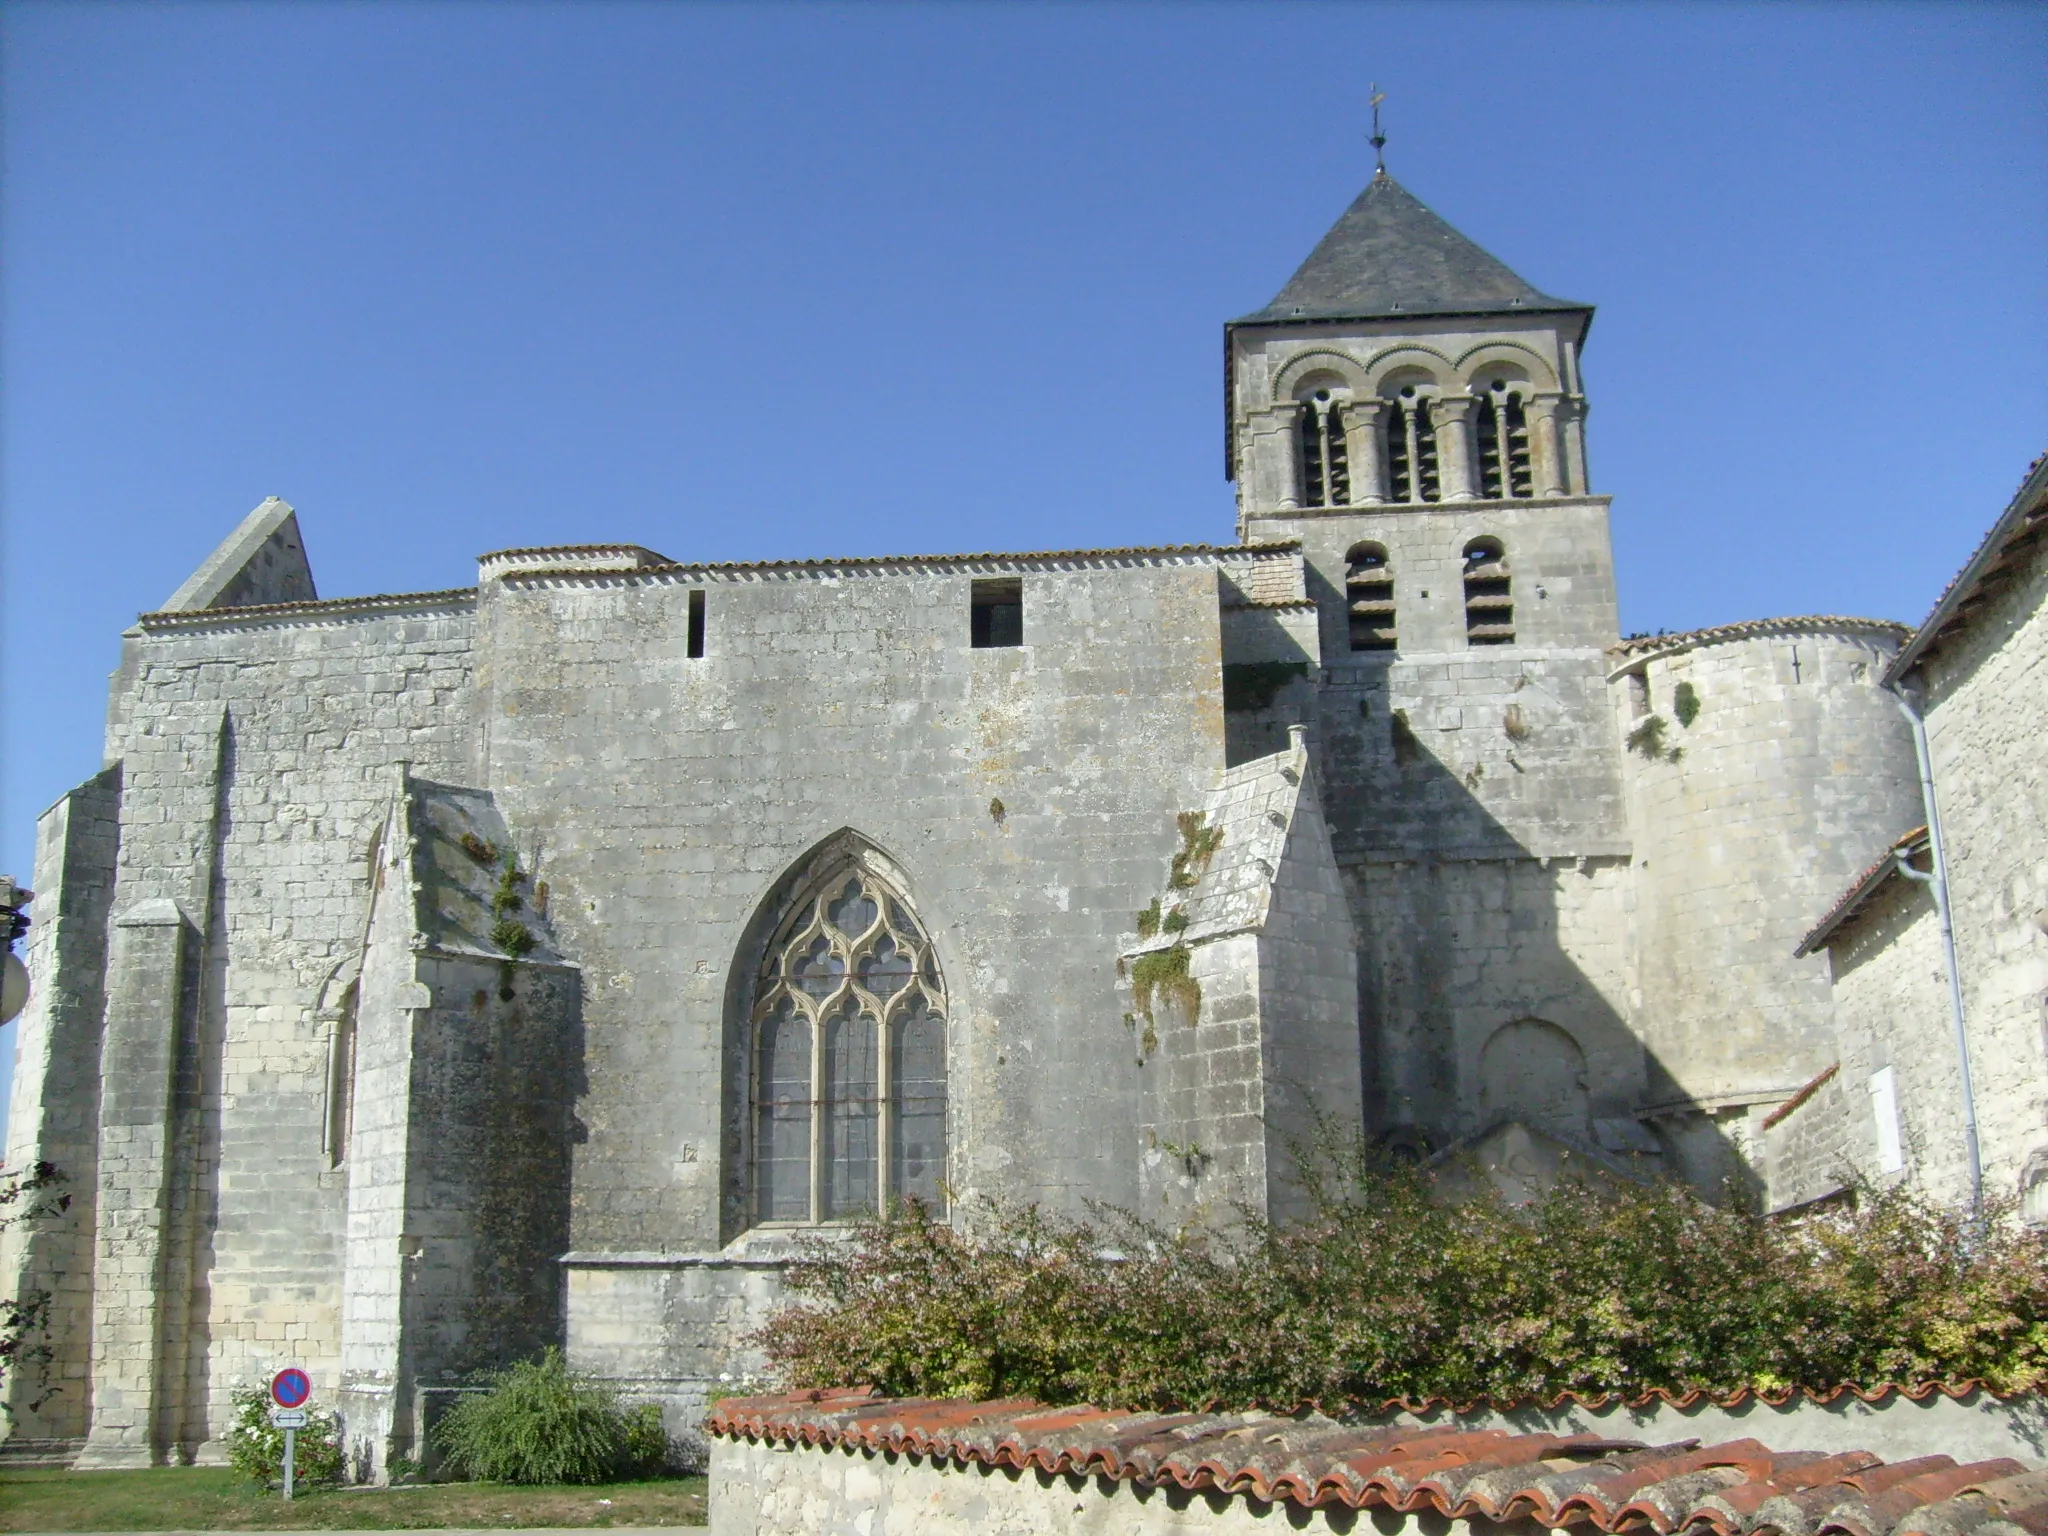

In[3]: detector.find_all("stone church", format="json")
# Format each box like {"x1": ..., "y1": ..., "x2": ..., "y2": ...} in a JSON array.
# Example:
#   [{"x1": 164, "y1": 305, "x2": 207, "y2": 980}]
[{"x1": 4, "y1": 167, "x2": 2008, "y2": 1474}]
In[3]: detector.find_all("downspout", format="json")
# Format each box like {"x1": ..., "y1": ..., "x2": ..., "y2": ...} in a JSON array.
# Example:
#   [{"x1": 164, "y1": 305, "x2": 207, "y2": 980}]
[{"x1": 1886, "y1": 676, "x2": 1982, "y2": 1223}]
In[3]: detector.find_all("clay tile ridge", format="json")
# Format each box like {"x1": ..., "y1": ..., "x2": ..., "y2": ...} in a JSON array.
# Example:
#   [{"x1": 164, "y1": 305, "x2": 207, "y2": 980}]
[
  {"x1": 481, "y1": 540, "x2": 1303, "y2": 586},
  {"x1": 1355, "y1": 1376, "x2": 2000, "y2": 1417},
  {"x1": 1606, "y1": 615, "x2": 1908, "y2": 670},
  {"x1": 704, "y1": 1392, "x2": 1994, "y2": 1530}
]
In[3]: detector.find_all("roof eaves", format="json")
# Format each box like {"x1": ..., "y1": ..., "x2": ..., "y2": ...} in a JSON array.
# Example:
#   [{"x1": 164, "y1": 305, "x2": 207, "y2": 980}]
[
  {"x1": 1606, "y1": 616, "x2": 1909, "y2": 675},
  {"x1": 1884, "y1": 452, "x2": 2048, "y2": 687},
  {"x1": 1795, "y1": 826, "x2": 1931, "y2": 957},
  {"x1": 136, "y1": 588, "x2": 476, "y2": 630},
  {"x1": 490, "y1": 541, "x2": 1302, "y2": 585}
]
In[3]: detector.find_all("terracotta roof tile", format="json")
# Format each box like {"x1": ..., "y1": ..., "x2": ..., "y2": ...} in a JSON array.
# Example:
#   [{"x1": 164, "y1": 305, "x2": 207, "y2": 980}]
[
  {"x1": 706, "y1": 1391, "x2": 2037, "y2": 1531},
  {"x1": 1607, "y1": 616, "x2": 1908, "y2": 668}
]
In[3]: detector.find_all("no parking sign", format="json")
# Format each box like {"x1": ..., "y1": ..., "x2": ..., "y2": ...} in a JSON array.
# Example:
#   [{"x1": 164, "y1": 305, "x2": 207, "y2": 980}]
[{"x1": 269, "y1": 1368, "x2": 312, "y2": 1498}]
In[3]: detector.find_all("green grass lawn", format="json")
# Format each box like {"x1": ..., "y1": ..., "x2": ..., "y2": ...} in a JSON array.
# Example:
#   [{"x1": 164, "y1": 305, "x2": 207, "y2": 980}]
[{"x1": 0, "y1": 1465, "x2": 708, "y2": 1530}]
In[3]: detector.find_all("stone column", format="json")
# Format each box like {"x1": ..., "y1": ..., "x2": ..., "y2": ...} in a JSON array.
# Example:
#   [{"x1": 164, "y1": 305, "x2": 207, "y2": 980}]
[
  {"x1": 75, "y1": 898, "x2": 195, "y2": 1470},
  {"x1": 1267, "y1": 401, "x2": 1305, "y2": 510},
  {"x1": 1562, "y1": 396, "x2": 1591, "y2": 495},
  {"x1": 1527, "y1": 393, "x2": 1568, "y2": 496},
  {"x1": 1430, "y1": 396, "x2": 1479, "y2": 502},
  {"x1": 1342, "y1": 398, "x2": 1388, "y2": 504}
]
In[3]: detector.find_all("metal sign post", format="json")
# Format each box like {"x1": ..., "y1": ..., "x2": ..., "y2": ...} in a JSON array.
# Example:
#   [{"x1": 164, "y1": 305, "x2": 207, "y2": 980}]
[{"x1": 270, "y1": 1368, "x2": 312, "y2": 1500}]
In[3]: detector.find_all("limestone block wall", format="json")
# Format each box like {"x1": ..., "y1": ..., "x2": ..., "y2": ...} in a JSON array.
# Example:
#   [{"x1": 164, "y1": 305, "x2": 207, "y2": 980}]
[
  {"x1": 1616, "y1": 625, "x2": 1921, "y2": 1113},
  {"x1": 564, "y1": 1255, "x2": 790, "y2": 1463},
  {"x1": 82, "y1": 595, "x2": 476, "y2": 1461},
  {"x1": 1814, "y1": 879, "x2": 1958, "y2": 1197},
  {"x1": 1916, "y1": 540, "x2": 2048, "y2": 1208},
  {"x1": 473, "y1": 551, "x2": 1232, "y2": 1289},
  {"x1": 1349, "y1": 854, "x2": 1638, "y2": 1153},
  {"x1": 1, "y1": 767, "x2": 120, "y2": 1438}
]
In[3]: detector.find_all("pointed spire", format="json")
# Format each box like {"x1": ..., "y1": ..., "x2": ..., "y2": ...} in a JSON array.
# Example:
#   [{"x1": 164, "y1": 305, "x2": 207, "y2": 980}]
[{"x1": 1236, "y1": 175, "x2": 1588, "y2": 327}]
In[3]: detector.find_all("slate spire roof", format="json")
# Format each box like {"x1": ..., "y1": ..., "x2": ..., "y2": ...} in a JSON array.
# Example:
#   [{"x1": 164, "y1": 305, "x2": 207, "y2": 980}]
[{"x1": 1237, "y1": 170, "x2": 1589, "y2": 328}]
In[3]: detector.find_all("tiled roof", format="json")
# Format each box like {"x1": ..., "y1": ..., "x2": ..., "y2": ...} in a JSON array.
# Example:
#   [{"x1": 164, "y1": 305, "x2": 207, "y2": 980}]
[
  {"x1": 1885, "y1": 451, "x2": 2048, "y2": 686},
  {"x1": 135, "y1": 588, "x2": 475, "y2": 630},
  {"x1": 1794, "y1": 827, "x2": 1930, "y2": 958},
  {"x1": 1235, "y1": 171, "x2": 1589, "y2": 328},
  {"x1": 482, "y1": 541, "x2": 1302, "y2": 585},
  {"x1": 707, "y1": 1389, "x2": 2044, "y2": 1531},
  {"x1": 1607, "y1": 617, "x2": 1908, "y2": 670}
]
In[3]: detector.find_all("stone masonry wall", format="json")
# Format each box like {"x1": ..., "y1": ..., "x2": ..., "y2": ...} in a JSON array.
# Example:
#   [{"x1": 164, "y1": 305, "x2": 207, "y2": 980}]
[
  {"x1": 1919, "y1": 536, "x2": 2048, "y2": 1207},
  {"x1": 1619, "y1": 629, "x2": 1921, "y2": 1112},
  {"x1": 89, "y1": 598, "x2": 475, "y2": 1459},
  {"x1": 1817, "y1": 878, "x2": 1955, "y2": 1196},
  {"x1": 2, "y1": 767, "x2": 120, "y2": 1437}
]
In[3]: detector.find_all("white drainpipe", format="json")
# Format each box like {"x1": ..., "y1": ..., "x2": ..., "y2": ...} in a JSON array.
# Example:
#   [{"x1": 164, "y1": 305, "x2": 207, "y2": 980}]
[{"x1": 1887, "y1": 678, "x2": 1982, "y2": 1223}]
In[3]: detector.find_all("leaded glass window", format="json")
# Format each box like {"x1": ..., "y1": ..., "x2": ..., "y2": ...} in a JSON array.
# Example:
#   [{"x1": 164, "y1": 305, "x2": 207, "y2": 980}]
[{"x1": 749, "y1": 870, "x2": 948, "y2": 1224}]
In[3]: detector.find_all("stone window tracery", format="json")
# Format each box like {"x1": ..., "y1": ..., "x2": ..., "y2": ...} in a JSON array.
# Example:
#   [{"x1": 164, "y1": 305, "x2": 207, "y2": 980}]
[
  {"x1": 750, "y1": 869, "x2": 948, "y2": 1224},
  {"x1": 1297, "y1": 388, "x2": 1351, "y2": 508}
]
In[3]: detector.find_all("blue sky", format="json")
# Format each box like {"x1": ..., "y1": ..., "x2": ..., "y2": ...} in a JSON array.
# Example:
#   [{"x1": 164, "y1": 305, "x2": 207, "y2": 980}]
[{"x1": 1, "y1": 3, "x2": 2044, "y2": 1119}]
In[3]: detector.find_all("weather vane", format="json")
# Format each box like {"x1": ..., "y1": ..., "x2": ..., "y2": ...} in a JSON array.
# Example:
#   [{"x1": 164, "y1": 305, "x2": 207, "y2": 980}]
[{"x1": 1369, "y1": 83, "x2": 1387, "y2": 173}]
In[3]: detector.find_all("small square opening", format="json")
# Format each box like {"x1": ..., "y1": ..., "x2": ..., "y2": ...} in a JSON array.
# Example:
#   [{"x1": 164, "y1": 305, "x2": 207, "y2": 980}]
[
  {"x1": 970, "y1": 578, "x2": 1022, "y2": 649},
  {"x1": 687, "y1": 589, "x2": 706, "y2": 659}
]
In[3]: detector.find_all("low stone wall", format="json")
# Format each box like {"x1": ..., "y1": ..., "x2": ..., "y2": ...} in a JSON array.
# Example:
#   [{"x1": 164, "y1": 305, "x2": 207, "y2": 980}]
[
  {"x1": 706, "y1": 1385, "x2": 2045, "y2": 1536},
  {"x1": 710, "y1": 1436, "x2": 1487, "y2": 1534}
]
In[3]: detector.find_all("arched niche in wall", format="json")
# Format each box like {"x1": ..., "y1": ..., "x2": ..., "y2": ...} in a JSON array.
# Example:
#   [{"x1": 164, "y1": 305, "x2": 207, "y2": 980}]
[{"x1": 1479, "y1": 1018, "x2": 1590, "y2": 1142}]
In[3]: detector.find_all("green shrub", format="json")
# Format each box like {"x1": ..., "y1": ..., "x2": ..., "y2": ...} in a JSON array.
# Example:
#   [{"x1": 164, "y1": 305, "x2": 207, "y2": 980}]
[
  {"x1": 753, "y1": 1160, "x2": 2048, "y2": 1411},
  {"x1": 434, "y1": 1350, "x2": 667, "y2": 1484},
  {"x1": 225, "y1": 1386, "x2": 346, "y2": 1490}
]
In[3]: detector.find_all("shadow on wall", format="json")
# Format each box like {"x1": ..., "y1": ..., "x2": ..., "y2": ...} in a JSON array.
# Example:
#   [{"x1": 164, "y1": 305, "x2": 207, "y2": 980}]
[{"x1": 1229, "y1": 669, "x2": 1761, "y2": 1207}]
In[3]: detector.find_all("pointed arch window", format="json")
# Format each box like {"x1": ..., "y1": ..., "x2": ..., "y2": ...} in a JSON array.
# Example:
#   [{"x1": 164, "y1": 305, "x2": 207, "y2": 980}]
[
  {"x1": 750, "y1": 866, "x2": 948, "y2": 1224},
  {"x1": 1474, "y1": 381, "x2": 1533, "y2": 499},
  {"x1": 1345, "y1": 542, "x2": 1396, "y2": 652},
  {"x1": 1463, "y1": 537, "x2": 1514, "y2": 645},
  {"x1": 1296, "y1": 389, "x2": 1351, "y2": 508},
  {"x1": 1385, "y1": 389, "x2": 1440, "y2": 503}
]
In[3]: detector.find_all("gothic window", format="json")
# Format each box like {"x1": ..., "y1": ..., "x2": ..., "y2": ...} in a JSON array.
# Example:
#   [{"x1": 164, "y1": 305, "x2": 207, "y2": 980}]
[
  {"x1": 1474, "y1": 381, "x2": 1533, "y2": 499},
  {"x1": 1385, "y1": 388, "x2": 1440, "y2": 503},
  {"x1": 1463, "y1": 537, "x2": 1514, "y2": 646},
  {"x1": 749, "y1": 867, "x2": 948, "y2": 1224},
  {"x1": 1345, "y1": 542, "x2": 1396, "y2": 652},
  {"x1": 1296, "y1": 389, "x2": 1350, "y2": 508}
]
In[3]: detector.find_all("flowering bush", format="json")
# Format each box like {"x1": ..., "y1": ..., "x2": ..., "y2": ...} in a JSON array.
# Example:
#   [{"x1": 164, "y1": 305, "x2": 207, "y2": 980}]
[
  {"x1": 754, "y1": 1155, "x2": 2048, "y2": 1411},
  {"x1": 225, "y1": 1385, "x2": 345, "y2": 1489}
]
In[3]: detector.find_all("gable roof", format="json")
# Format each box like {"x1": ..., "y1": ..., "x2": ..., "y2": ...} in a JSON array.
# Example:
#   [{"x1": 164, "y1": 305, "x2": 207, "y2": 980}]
[
  {"x1": 1794, "y1": 827, "x2": 1931, "y2": 958},
  {"x1": 1884, "y1": 451, "x2": 2048, "y2": 687},
  {"x1": 1234, "y1": 171, "x2": 1590, "y2": 330}
]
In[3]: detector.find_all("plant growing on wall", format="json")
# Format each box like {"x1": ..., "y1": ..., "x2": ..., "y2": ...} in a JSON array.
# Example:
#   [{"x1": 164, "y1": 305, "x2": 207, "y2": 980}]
[
  {"x1": 1221, "y1": 661, "x2": 1311, "y2": 712},
  {"x1": 1673, "y1": 680, "x2": 1702, "y2": 727},
  {"x1": 1626, "y1": 714, "x2": 1683, "y2": 763},
  {"x1": 1130, "y1": 943, "x2": 1199, "y2": 1026},
  {"x1": 1168, "y1": 812, "x2": 1223, "y2": 889},
  {"x1": 0, "y1": 1161, "x2": 68, "y2": 1418}
]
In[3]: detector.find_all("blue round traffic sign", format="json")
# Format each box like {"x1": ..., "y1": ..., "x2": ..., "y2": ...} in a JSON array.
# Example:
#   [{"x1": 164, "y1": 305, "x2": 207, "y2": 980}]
[{"x1": 271, "y1": 1368, "x2": 310, "y2": 1408}]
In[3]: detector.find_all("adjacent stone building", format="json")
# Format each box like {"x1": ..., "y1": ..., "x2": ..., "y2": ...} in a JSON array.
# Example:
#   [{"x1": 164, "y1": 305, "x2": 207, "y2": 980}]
[
  {"x1": 3, "y1": 167, "x2": 2010, "y2": 1473},
  {"x1": 1774, "y1": 455, "x2": 2048, "y2": 1215}
]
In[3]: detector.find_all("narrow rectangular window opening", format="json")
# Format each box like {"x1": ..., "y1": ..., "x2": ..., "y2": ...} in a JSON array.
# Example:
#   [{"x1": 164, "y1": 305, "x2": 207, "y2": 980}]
[
  {"x1": 970, "y1": 578, "x2": 1023, "y2": 649},
  {"x1": 687, "y1": 589, "x2": 706, "y2": 659}
]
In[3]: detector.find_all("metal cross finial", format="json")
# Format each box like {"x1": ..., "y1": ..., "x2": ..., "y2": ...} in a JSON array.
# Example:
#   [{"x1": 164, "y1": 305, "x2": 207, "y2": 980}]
[{"x1": 1369, "y1": 84, "x2": 1388, "y2": 173}]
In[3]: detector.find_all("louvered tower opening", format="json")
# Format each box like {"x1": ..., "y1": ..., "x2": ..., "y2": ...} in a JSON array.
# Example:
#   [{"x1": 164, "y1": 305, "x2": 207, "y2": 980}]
[
  {"x1": 1346, "y1": 542, "x2": 1396, "y2": 652},
  {"x1": 1386, "y1": 391, "x2": 1439, "y2": 503},
  {"x1": 1462, "y1": 537, "x2": 1514, "y2": 645},
  {"x1": 1474, "y1": 383, "x2": 1534, "y2": 499},
  {"x1": 1297, "y1": 390, "x2": 1350, "y2": 508}
]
